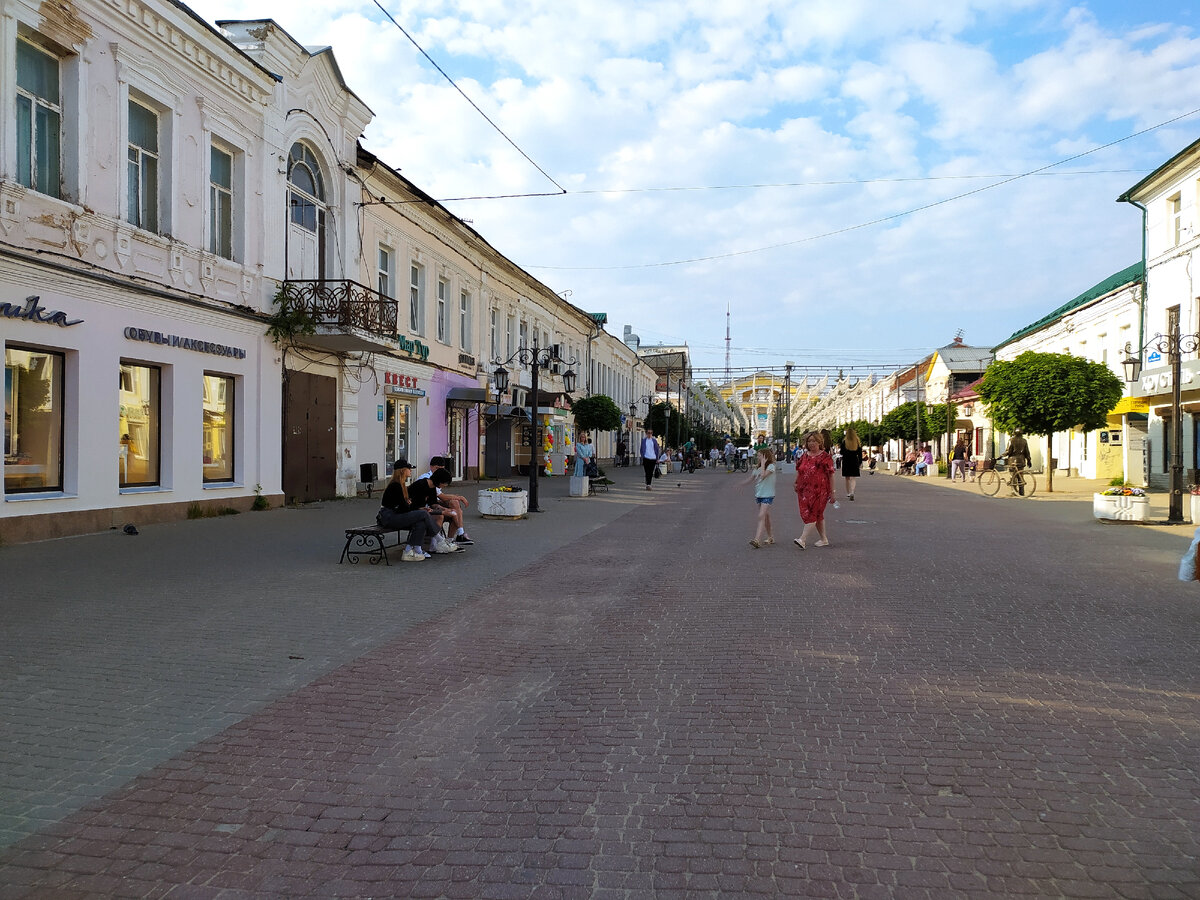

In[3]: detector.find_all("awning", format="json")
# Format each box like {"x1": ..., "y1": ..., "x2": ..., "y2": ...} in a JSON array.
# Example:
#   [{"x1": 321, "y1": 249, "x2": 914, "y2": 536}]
[
  {"x1": 446, "y1": 386, "x2": 489, "y2": 405},
  {"x1": 485, "y1": 404, "x2": 531, "y2": 420}
]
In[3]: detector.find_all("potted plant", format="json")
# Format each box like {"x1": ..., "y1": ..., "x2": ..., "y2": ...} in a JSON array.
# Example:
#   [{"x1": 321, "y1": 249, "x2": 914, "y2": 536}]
[
  {"x1": 478, "y1": 484, "x2": 529, "y2": 518},
  {"x1": 1093, "y1": 484, "x2": 1150, "y2": 522}
]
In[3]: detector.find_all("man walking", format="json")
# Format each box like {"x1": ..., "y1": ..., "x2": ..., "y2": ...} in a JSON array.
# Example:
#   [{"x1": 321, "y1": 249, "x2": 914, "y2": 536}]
[
  {"x1": 1006, "y1": 430, "x2": 1032, "y2": 495},
  {"x1": 640, "y1": 428, "x2": 661, "y2": 491}
]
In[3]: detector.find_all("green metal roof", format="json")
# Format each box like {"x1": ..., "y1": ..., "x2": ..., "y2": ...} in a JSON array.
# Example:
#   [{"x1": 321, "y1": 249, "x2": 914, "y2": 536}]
[{"x1": 994, "y1": 261, "x2": 1144, "y2": 351}]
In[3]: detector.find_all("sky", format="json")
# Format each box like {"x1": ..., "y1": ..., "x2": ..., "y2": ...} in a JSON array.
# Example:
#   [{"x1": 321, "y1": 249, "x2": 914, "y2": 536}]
[{"x1": 186, "y1": 0, "x2": 1200, "y2": 383}]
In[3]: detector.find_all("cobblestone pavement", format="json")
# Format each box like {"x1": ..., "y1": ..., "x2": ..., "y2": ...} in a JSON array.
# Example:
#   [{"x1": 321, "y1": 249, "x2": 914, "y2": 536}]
[{"x1": 2, "y1": 465, "x2": 1199, "y2": 898}]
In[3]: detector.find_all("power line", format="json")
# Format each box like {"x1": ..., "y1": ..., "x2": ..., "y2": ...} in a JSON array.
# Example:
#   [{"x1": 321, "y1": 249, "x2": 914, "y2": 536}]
[
  {"x1": 369, "y1": 0, "x2": 566, "y2": 195},
  {"x1": 523, "y1": 107, "x2": 1200, "y2": 271}
]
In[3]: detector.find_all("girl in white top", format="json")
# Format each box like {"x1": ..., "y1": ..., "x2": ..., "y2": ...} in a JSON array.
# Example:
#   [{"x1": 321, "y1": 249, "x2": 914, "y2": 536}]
[{"x1": 748, "y1": 447, "x2": 777, "y2": 549}]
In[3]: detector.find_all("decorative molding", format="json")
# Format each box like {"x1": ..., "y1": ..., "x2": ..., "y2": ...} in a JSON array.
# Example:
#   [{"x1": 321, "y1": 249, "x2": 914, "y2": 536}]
[{"x1": 99, "y1": 0, "x2": 272, "y2": 106}]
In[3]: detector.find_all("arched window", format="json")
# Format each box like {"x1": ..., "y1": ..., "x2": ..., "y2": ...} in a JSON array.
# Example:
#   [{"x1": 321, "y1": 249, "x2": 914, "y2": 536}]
[{"x1": 286, "y1": 142, "x2": 328, "y2": 279}]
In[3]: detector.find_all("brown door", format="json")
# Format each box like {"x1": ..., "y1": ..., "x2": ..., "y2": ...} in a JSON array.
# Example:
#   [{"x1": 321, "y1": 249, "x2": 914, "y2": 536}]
[{"x1": 282, "y1": 371, "x2": 337, "y2": 503}]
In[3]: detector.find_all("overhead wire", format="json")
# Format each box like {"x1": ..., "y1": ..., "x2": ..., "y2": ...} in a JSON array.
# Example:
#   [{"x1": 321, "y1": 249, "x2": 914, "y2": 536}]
[{"x1": 368, "y1": 0, "x2": 566, "y2": 196}]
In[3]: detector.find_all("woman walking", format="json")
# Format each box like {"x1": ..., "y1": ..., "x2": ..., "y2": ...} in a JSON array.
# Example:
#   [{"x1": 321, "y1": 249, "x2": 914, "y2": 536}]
[
  {"x1": 950, "y1": 438, "x2": 969, "y2": 481},
  {"x1": 748, "y1": 447, "x2": 777, "y2": 548},
  {"x1": 794, "y1": 431, "x2": 835, "y2": 550},
  {"x1": 840, "y1": 426, "x2": 863, "y2": 500}
]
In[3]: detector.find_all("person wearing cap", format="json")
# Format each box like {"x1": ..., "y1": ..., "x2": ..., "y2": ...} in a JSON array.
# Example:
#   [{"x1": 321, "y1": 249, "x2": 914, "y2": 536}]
[
  {"x1": 377, "y1": 459, "x2": 439, "y2": 562},
  {"x1": 409, "y1": 468, "x2": 466, "y2": 553},
  {"x1": 417, "y1": 456, "x2": 474, "y2": 545}
]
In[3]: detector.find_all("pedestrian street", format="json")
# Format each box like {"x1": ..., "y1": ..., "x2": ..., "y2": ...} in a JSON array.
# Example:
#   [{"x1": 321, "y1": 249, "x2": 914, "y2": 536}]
[{"x1": 1, "y1": 464, "x2": 1198, "y2": 897}]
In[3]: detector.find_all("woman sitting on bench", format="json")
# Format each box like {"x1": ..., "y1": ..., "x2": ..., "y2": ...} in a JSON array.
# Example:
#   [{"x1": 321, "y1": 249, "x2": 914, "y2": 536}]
[{"x1": 377, "y1": 459, "x2": 440, "y2": 562}]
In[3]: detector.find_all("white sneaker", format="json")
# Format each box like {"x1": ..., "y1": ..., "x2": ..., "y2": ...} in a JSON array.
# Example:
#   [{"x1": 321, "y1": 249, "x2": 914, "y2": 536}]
[
  {"x1": 432, "y1": 535, "x2": 455, "y2": 554},
  {"x1": 401, "y1": 547, "x2": 425, "y2": 562}
]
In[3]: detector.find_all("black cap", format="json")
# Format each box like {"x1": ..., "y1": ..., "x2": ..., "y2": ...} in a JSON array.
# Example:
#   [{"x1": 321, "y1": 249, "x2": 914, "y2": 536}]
[{"x1": 393, "y1": 458, "x2": 412, "y2": 471}]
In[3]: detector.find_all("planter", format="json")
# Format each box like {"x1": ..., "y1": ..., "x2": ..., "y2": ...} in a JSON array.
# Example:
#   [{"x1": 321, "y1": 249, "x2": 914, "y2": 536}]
[
  {"x1": 478, "y1": 489, "x2": 529, "y2": 519},
  {"x1": 569, "y1": 475, "x2": 589, "y2": 498},
  {"x1": 1093, "y1": 492, "x2": 1150, "y2": 523},
  {"x1": 1191, "y1": 493, "x2": 1200, "y2": 525}
]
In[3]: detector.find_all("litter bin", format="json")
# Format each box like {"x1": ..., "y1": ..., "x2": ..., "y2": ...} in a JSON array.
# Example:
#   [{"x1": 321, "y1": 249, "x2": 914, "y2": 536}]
[{"x1": 360, "y1": 462, "x2": 378, "y2": 497}]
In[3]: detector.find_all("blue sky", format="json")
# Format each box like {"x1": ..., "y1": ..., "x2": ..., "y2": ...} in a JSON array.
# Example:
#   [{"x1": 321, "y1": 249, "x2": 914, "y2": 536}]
[{"x1": 188, "y1": 0, "x2": 1200, "y2": 381}]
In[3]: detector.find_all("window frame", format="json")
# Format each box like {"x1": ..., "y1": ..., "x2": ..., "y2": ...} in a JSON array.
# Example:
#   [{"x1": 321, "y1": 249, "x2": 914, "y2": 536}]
[
  {"x1": 208, "y1": 142, "x2": 234, "y2": 260},
  {"x1": 459, "y1": 289, "x2": 471, "y2": 352},
  {"x1": 126, "y1": 95, "x2": 161, "y2": 233},
  {"x1": 377, "y1": 245, "x2": 394, "y2": 298},
  {"x1": 201, "y1": 372, "x2": 236, "y2": 484},
  {"x1": 409, "y1": 262, "x2": 425, "y2": 335},
  {"x1": 15, "y1": 35, "x2": 62, "y2": 199},
  {"x1": 118, "y1": 361, "x2": 162, "y2": 489},
  {"x1": 436, "y1": 277, "x2": 449, "y2": 344},
  {"x1": 4, "y1": 344, "x2": 65, "y2": 494}
]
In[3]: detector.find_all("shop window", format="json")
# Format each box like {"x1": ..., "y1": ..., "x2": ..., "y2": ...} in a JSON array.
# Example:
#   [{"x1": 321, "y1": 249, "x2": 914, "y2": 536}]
[
  {"x1": 4, "y1": 346, "x2": 63, "y2": 492},
  {"x1": 119, "y1": 362, "x2": 160, "y2": 487},
  {"x1": 16, "y1": 36, "x2": 62, "y2": 198},
  {"x1": 385, "y1": 398, "x2": 410, "y2": 465},
  {"x1": 202, "y1": 373, "x2": 234, "y2": 482}
]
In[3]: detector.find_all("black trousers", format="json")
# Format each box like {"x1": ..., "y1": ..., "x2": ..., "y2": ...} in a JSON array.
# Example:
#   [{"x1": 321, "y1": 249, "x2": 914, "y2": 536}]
[{"x1": 642, "y1": 458, "x2": 657, "y2": 486}]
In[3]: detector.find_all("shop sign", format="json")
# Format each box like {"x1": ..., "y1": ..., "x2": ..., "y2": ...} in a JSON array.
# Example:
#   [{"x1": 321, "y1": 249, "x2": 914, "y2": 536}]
[
  {"x1": 124, "y1": 326, "x2": 246, "y2": 358},
  {"x1": 1135, "y1": 359, "x2": 1200, "y2": 397},
  {"x1": 383, "y1": 371, "x2": 426, "y2": 398},
  {"x1": 397, "y1": 335, "x2": 430, "y2": 361},
  {"x1": 2, "y1": 295, "x2": 82, "y2": 327}
]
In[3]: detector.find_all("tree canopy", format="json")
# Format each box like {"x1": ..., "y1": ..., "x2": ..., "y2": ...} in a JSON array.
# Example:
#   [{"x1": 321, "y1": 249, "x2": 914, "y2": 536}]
[
  {"x1": 878, "y1": 401, "x2": 956, "y2": 443},
  {"x1": 977, "y1": 351, "x2": 1123, "y2": 436},
  {"x1": 570, "y1": 394, "x2": 622, "y2": 434}
]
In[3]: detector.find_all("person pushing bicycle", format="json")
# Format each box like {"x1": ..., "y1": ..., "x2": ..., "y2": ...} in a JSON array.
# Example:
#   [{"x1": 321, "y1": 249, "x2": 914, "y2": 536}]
[{"x1": 1006, "y1": 430, "x2": 1032, "y2": 495}]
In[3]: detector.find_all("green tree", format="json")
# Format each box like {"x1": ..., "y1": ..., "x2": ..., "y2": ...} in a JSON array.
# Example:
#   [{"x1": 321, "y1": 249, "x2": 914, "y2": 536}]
[
  {"x1": 645, "y1": 401, "x2": 673, "y2": 445},
  {"x1": 977, "y1": 351, "x2": 1123, "y2": 492},
  {"x1": 570, "y1": 394, "x2": 622, "y2": 434}
]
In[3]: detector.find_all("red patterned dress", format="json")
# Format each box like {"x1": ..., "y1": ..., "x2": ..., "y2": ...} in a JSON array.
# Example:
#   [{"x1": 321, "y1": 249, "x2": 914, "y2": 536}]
[{"x1": 794, "y1": 450, "x2": 834, "y2": 524}]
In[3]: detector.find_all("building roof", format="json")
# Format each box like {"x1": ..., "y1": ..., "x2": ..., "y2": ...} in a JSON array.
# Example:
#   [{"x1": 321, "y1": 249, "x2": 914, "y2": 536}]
[
  {"x1": 1118, "y1": 137, "x2": 1200, "y2": 204},
  {"x1": 994, "y1": 261, "x2": 1144, "y2": 351}
]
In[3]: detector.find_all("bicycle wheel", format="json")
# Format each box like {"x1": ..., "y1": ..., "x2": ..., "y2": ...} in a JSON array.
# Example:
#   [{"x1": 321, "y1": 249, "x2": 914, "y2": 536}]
[
  {"x1": 978, "y1": 470, "x2": 1002, "y2": 496},
  {"x1": 1015, "y1": 472, "x2": 1036, "y2": 498}
]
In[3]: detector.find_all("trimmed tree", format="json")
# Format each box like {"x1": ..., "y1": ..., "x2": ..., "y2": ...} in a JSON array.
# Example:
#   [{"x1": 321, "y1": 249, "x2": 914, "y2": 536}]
[
  {"x1": 570, "y1": 394, "x2": 622, "y2": 435},
  {"x1": 976, "y1": 351, "x2": 1123, "y2": 492}
]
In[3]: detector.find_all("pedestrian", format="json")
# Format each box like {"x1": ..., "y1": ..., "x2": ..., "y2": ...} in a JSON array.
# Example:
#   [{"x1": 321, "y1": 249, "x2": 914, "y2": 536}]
[
  {"x1": 639, "y1": 428, "x2": 661, "y2": 491},
  {"x1": 1005, "y1": 429, "x2": 1032, "y2": 495},
  {"x1": 840, "y1": 426, "x2": 862, "y2": 500},
  {"x1": 573, "y1": 431, "x2": 594, "y2": 477},
  {"x1": 951, "y1": 438, "x2": 968, "y2": 481},
  {"x1": 748, "y1": 447, "x2": 777, "y2": 548},
  {"x1": 376, "y1": 459, "x2": 440, "y2": 562},
  {"x1": 794, "y1": 431, "x2": 835, "y2": 550}
]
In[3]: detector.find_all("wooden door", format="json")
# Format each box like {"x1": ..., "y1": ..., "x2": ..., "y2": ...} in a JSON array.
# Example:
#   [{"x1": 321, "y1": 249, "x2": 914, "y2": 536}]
[{"x1": 282, "y1": 371, "x2": 337, "y2": 503}]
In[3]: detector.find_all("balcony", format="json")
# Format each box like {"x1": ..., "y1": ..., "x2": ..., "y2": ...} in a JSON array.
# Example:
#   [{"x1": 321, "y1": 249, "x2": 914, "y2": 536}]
[{"x1": 281, "y1": 279, "x2": 399, "y2": 353}]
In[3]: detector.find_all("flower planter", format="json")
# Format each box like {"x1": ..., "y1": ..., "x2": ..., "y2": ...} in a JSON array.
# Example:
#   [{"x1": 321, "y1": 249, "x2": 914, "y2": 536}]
[
  {"x1": 478, "y1": 489, "x2": 529, "y2": 519},
  {"x1": 569, "y1": 475, "x2": 589, "y2": 497},
  {"x1": 1093, "y1": 492, "x2": 1150, "y2": 522},
  {"x1": 1191, "y1": 493, "x2": 1200, "y2": 525}
]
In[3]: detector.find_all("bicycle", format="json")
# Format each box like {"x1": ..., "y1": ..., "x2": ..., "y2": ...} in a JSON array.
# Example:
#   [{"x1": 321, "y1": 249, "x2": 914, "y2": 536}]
[
  {"x1": 733, "y1": 456, "x2": 749, "y2": 473},
  {"x1": 977, "y1": 460, "x2": 1036, "y2": 498}
]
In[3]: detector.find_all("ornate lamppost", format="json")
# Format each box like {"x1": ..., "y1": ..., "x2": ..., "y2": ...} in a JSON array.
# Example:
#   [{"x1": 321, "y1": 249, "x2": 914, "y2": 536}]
[
  {"x1": 1122, "y1": 330, "x2": 1198, "y2": 524},
  {"x1": 493, "y1": 344, "x2": 576, "y2": 513}
]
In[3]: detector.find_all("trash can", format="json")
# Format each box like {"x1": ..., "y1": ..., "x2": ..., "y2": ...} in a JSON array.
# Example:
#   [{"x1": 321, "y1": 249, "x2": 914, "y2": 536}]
[{"x1": 359, "y1": 462, "x2": 378, "y2": 497}]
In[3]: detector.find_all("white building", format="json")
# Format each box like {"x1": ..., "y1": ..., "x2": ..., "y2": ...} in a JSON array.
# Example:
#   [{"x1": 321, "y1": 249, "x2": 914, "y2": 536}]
[
  {"x1": 2, "y1": 0, "x2": 282, "y2": 542},
  {"x1": 991, "y1": 263, "x2": 1144, "y2": 481}
]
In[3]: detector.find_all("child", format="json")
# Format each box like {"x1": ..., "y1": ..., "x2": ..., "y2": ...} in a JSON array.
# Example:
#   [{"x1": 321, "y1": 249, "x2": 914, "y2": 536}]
[{"x1": 748, "y1": 447, "x2": 777, "y2": 548}]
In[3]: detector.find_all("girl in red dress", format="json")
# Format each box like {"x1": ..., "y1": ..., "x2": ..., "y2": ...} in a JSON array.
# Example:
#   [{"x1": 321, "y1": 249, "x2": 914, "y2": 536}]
[{"x1": 794, "y1": 431, "x2": 836, "y2": 549}]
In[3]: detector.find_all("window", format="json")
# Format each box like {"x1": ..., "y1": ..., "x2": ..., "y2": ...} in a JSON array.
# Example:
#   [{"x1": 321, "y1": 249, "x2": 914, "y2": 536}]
[
  {"x1": 118, "y1": 362, "x2": 160, "y2": 487},
  {"x1": 1170, "y1": 193, "x2": 1183, "y2": 247},
  {"x1": 460, "y1": 290, "x2": 471, "y2": 351},
  {"x1": 519, "y1": 320, "x2": 528, "y2": 350},
  {"x1": 409, "y1": 263, "x2": 424, "y2": 333},
  {"x1": 287, "y1": 142, "x2": 327, "y2": 280},
  {"x1": 437, "y1": 277, "x2": 449, "y2": 343},
  {"x1": 490, "y1": 308, "x2": 498, "y2": 360},
  {"x1": 127, "y1": 99, "x2": 160, "y2": 232},
  {"x1": 202, "y1": 373, "x2": 234, "y2": 483},
  {"x1": 16, "y1": 38, "x2": 61, "y2": 198},
  {"x1": 209, "y1": 144, "x2": 233, "y2": 259},
  {"x1": 378, "y1": 246, "x2": 394, "y2": 298},
  {"x1": 506, "y1": 314, "x2": 515, "y2": 356},
  {"x1": 4, "y1": 346, "x2": 64, "y2": 493}
]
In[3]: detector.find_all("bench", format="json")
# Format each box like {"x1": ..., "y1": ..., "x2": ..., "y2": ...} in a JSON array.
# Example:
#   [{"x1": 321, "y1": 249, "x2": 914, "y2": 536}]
[{"x1": 340, "y1": 524, "x2": 401, "y2": 565}]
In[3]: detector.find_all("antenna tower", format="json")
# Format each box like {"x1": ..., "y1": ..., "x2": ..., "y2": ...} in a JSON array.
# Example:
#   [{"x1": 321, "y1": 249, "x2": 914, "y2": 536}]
[{"x1": 724, "y1": 304, "x2": 731, "y2": 385}]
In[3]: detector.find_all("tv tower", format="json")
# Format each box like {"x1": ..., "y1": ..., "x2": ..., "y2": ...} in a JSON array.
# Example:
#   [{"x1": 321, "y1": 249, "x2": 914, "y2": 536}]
[{"x1": 724, "y1": 303, "x2": 731, "y2": 385}]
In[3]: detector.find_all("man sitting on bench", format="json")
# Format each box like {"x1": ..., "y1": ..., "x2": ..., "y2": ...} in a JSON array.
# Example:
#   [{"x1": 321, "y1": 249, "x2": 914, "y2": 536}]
[
  {"x1": 417, "y1": 457, "x2": 475, "y2": 546},
  {"x1": 409, "y1": 470, "x2": 464, "y2": 554},
  {"x1": 377, "y1": 460, "x2": 440, "y2": 562}
]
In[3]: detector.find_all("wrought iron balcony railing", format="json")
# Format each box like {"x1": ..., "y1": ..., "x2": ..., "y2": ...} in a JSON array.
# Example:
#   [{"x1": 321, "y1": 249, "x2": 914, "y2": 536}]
[{"x1": 282, "y1": 279, "x2": 398, "y2": 339}]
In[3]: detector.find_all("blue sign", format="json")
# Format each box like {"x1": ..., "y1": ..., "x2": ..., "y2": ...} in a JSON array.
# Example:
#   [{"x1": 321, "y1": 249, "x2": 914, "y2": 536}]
[
  {"x1": 378, "y1": 405, "x2": 385, "y2": 421},
  {"x1": 1148, "y1": 350, "x2": 1163, "y2": 364}
]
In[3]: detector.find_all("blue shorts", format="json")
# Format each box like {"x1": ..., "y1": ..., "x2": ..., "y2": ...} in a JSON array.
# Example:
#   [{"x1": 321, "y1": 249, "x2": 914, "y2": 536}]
[{"x1": 756, "y1": 496, "x2": 774, "y2": 505}]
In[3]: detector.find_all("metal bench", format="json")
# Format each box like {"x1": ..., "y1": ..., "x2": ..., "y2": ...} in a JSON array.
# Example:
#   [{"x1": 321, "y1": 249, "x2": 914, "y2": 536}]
[{"x1": 340, "y1": 524, "x2": 400, "y2": 565}]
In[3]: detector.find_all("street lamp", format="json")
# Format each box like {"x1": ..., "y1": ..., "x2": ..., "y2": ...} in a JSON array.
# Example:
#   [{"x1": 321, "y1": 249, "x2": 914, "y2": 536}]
[
  {"x1": 1122, "y1": 331, "x2": 1198, "y2": 524},
  {"x1": 493, "y1": 344, "x2": 577, "y2": 513}
]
